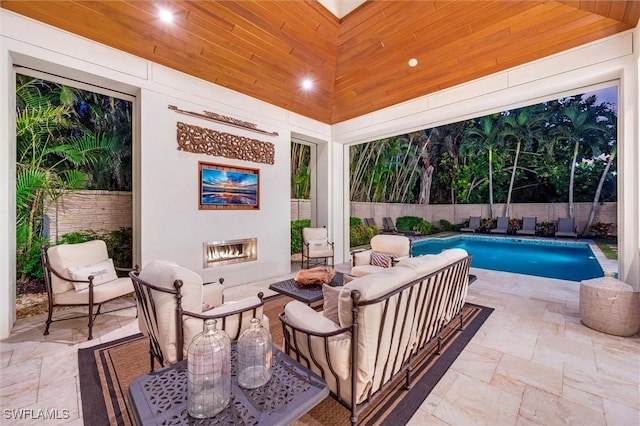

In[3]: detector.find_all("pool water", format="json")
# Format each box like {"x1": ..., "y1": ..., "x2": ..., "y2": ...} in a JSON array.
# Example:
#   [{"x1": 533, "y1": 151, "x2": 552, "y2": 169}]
[{"x1": 411, "y1": 236, "x2": 603, "y2": 282}]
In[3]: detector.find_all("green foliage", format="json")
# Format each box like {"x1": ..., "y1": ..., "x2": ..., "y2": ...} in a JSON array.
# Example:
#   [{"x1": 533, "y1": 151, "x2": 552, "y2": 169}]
[
  {"x1": 291, "y1": 142, "x2": 311, "y2": 199},
  {"x1": 417, "y1": 220, "x2": 434, "y2": 235},
  {"x1": 350, "y1": 217, "x2": 362, "y2": 226},
  {"x1": 350, "y1": 224, "x2": 376, "y2": 247},
  {"x1": 590, "y1": 222, "x2": 613, "y2": 238},
  {"x1": 537, "y1": 221, "x2": 556, "y2": 237},
  {"x1": 16, "y1": 235, "x2": 46, "y2": 292},
  {"x1": 438, "y1": 219, "x2": 456, "y2": 232},
  {"x1": 291, "y1": 219, "x2": 311, "y2": 253},
  {"x1": 395, "y1": 216, "x2": 423, "y2": 232}
]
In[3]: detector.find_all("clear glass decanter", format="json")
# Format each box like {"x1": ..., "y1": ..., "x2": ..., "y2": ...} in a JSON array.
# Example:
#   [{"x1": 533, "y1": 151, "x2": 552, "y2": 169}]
[
  {"x1": 236, "y1": 318, "x2": 272, "y2": 389},
  {"x1": 187, "y1": 319, "x2": 231, "y2": 418}
]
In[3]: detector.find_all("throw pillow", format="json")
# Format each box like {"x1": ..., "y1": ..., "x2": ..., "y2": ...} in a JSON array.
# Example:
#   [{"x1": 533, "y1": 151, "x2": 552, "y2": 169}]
[
  {"x1": 322, "y1": 284, "x2": 341, "y2": 324},
  {"x1": 68, "y1": 258, "x2": 118, "y2": 292},
  {"x1": 307, "y1": 238, "x2": 328, "y2": 250},
  {"x1": 370, "y1": 251, "x2": 393, "y2": 268}
]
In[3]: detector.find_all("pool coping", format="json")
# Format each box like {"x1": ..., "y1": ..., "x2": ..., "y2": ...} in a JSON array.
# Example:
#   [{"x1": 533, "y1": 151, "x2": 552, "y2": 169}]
[{"x1": 411, "y1": 234, "x2": 618, "y2": 276}]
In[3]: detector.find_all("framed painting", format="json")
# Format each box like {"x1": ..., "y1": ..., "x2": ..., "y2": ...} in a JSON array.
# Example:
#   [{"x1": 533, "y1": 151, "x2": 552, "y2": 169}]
[{"x1": 199, "y1": 162, "x2": 260, "y2": 210}]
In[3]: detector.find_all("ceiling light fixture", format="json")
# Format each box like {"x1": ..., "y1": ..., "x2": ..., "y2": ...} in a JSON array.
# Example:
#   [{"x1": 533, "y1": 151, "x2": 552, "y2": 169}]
[
  {"x1": 158, "y1": 8, "x2": 174, "y2": 23},
  {"x1": 302, "y1": 78, "x2": 313, "y2": 90},
  {"x1": 408, "y1": 58, "x2": 418, "y2": 67}
]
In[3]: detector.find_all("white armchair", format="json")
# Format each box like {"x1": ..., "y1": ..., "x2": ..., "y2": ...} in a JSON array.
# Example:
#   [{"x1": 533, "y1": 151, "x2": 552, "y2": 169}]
[
  {"x1": 351, "y1": 234, "x2": 411, "y2": 277},
  {"x1": 131, "y1": 260, "x2": 268, "y2": 371},
  {"x1": 40, "y1": 240, "x2": 136, "y2": 340},
  {"x1": 301, "y1": 226, "x2": 334, "y2": 269}
]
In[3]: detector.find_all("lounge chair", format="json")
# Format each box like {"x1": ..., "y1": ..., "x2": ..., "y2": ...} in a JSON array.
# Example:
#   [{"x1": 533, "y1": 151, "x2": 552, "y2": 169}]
[
  {"x1": 555, "y1": 217, "x2": 578, "y2": 239},
  {"x1": 460, "y1": 216, "x2": 481, "y2": 233},
  {"x1": 490, "y1": 216, "x2": 510, "y2": 235},
  {"x1": 363, "y1": 217, "x2": 377, "y2": 228},
  {"x1": 381, "y1": 217, "x2": 398, "y2": 234},
  {"x1": 516, "y1": 217, "x2": 537, "y2": 237}
]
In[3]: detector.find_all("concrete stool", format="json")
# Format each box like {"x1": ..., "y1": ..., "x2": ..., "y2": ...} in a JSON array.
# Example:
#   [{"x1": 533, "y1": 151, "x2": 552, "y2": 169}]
[{"x1": 580, "y1": 275, "x2": 640, "y2": 337}]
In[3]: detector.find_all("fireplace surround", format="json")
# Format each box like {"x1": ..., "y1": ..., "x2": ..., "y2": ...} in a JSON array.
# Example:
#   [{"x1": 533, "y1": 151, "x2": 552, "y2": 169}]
[{"x1": 203, "y1": 238, "x2": 257, "y2": 268}]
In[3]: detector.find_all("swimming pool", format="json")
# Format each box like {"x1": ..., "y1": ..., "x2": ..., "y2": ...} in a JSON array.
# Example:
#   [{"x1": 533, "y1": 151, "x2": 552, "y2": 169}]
[{"x1": 411, "y1": 236, "x2": 603, "y2": 282}]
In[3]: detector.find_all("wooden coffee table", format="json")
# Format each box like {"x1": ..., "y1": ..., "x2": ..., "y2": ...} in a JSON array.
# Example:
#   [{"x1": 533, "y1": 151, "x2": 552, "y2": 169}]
[{"x1": 128, "y1": 345, "x2": 329, "y2": 425}]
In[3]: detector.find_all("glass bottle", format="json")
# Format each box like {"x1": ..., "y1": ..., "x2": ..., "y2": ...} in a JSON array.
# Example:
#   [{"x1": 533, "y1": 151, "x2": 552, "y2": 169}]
[
  {"x1": 236, "y1": 318, "x2": 272, "y2": 389},
  {"x1": 187, "y1": 319, "x2": 231, "y2": 419}
]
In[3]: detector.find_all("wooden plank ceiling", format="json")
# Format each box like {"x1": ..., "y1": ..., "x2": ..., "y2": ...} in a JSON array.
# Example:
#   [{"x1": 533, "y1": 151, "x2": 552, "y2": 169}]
[{"x1": 3, "y1": 1, "x2": 639, "y2": 124}]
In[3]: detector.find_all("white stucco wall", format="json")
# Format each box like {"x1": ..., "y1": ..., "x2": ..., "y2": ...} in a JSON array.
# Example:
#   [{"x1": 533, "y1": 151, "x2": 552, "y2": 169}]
[
  {"x1": 1, "y1": 9, "x2": 638, "y2": 339},
  {"x1": 331, "y1": 30, "x2": 640, "y2": 288}
]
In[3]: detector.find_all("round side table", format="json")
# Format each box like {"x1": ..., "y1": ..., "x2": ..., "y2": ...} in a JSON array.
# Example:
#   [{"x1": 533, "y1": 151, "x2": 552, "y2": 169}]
[{"x1": 579, "y1": 276, "x2": 640, "y2": 337}]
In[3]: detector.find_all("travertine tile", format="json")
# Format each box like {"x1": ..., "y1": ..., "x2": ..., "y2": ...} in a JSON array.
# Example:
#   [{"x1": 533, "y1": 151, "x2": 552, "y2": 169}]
[
  {"x1": 603, "y1": 398, "x2": 640, "y2": 426},
  {"x1": 532, "y1": 331, "x2": 596, "y2": 371},
  {"x1": 496, "y1": 353, "x2": 563, "y2": 396},
  {"x1": 406, "y1": 406, "x2": 451, "y2": 425},
  {"x1": 432, "y1": 373, "x2": 521, "y2": 425},
  {"x1": 564, "y1": 368, "x2": 639, "y2": 409},
  {"x1": 519, "y1": 385, "x2": 606, "y2": 425}
]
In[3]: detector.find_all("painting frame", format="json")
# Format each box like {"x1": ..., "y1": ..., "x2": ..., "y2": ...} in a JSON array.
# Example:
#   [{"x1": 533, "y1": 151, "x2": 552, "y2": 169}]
[{"x1": 198, "y1": 161, "x2": 260, "y2": 210}]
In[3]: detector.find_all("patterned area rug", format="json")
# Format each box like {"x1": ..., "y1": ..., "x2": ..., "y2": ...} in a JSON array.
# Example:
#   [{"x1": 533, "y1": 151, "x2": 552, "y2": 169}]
[{"x1": 78, "y1": 296, "x2": 492, "y2": 425}]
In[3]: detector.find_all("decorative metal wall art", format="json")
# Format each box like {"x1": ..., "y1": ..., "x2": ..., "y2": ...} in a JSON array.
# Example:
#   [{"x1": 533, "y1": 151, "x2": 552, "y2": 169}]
[
  {"x1": 169, "y1": 105, "x2": 278, "y2": 136},
  {"x1": 177, "y1": 122, "x2": 275, "y2": 165}
]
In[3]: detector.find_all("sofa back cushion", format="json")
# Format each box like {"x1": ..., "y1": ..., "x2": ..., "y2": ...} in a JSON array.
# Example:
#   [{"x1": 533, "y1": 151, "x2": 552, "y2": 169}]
[{"x1": 138, "y1": 260, "x2": 204, "y2": 364}]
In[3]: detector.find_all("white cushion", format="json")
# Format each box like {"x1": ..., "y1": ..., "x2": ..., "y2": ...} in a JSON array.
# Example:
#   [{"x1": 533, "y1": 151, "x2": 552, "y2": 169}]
[
  {"x1": 284, "y1": 301, "x2": 351, "y2": 380},
  {"x1": 68, "y1": 258, "x2": 118, "y2": 292},
  {"x1": 55, "y1": 276, "x2": 133, "y2": 305},
  {"x1": 322, "y1": 284, "x2": 341, "y2": 324},
  {"x1": 370, "y1": 235, "x2": 410, "y2": 257},
  {"x1": 308, "y1": 238, "x2": 328, "y2": 250}
]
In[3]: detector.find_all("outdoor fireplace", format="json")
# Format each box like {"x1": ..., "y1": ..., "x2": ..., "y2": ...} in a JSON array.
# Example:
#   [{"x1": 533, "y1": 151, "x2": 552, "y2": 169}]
[{"x1": 203, "y1": 238, "x2": 257, "y2": 268}]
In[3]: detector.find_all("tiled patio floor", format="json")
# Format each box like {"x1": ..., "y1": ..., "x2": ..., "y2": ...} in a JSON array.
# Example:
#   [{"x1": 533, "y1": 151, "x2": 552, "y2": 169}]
[{"x1": 1, "y1": 265, "x2": 638, "y2": 425}]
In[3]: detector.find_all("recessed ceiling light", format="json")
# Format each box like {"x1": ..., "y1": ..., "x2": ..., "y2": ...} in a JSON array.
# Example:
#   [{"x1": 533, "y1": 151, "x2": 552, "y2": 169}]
[
  {"x1": 408, "y1": 58, "x2": 418, "y2": 67},
  {"x1": 302, "y1": 78, "x2": 313, "y2": 90},
  {"x1": 159, "y1": 8, "x2": 174, "y2": 23}
]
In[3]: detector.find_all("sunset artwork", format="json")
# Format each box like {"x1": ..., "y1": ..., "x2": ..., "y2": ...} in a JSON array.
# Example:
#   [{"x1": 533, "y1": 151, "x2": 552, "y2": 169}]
[{"x1": 199, "y1": 162, "x2": 259, "y2": 210}]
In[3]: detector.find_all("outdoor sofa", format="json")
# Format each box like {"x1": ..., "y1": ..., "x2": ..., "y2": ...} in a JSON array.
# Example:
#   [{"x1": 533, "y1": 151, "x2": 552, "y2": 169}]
[{"x1": 279, "y1": 248, "x2": 472, "y2": 425}]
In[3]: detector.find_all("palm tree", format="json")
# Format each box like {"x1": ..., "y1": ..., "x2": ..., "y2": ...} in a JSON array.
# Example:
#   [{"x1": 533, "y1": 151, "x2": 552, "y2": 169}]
[
  {"x1": 501, "y1": 106, "x2": 546, "y2": 216},
  {"x1": 464, "y1": 115, "x2": 502, "y2": 218},
  {"x1": 15, "y1": 75, "x2": 112, "y2": 282},
  {"x1": 553, "y1": 99, "x2": 603, "y2": 218}
]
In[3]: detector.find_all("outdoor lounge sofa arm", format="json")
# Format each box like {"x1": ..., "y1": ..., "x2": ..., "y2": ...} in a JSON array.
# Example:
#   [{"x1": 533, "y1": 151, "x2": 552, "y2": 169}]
[{"x1": 279, "y1": 301, "x2": 353, "y2": 403}]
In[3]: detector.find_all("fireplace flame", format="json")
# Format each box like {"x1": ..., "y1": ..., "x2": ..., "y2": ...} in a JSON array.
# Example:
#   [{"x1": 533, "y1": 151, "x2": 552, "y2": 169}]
[{"x1": 204, "y1": 239, "x2": 257, "y2": 267}]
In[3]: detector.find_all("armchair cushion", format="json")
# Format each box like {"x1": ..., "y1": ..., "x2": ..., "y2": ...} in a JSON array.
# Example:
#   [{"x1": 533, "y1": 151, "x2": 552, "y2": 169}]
[
  {"x1": 284, "y1": 301, "x2": 351, "y2": 380},
  {"x1": 47, "y1": 240, "x2": 112, "y2": 294},
  {"x1": 370, "y1": 251, "x2": 393, "y2": 268},
  {"x1": 68, "y1": 258, "x2": 118, "y2": 291},
  {"x1": 55, "y1": 277, "x2": 133, "y2": 305}
]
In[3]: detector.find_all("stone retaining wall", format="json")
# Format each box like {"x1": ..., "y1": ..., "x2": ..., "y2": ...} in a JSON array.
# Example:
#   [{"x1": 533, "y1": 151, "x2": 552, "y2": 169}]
[{"x1": 46, "y1": 190, "x2": 132, "y2": 242}]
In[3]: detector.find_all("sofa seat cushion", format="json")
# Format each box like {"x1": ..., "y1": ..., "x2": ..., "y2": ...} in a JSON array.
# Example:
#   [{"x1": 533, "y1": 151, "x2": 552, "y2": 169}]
[
  {"x1": 284, "y1": 301, "x2": 351, "y2": 380},
  {"x1": 184, "y1": 295, "x2": 268, "y2": 348},
  {"x1": 351, "y1": 264, "x2": 388, "y2": 277},
  {"x1": 55, "y1": 276, "x2": 133, "y2": 305}
]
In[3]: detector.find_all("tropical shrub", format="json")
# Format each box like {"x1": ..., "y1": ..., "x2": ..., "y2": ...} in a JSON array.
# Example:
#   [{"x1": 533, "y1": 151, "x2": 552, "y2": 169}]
[
  {"x1": 396, "y1": 216, "x2": 423, "y2": 232},
  {"x1": 350, "y1": 224, "x2": 376, "y2": 247},
  {"x1": 417, "y1": 220, "x2": 434, "y2": 235},
  {"x1": 537, "y1": 221, "x2": 555, "y2": 237},
  {"x1": 438, "y1": 219, "x2": 456, "y2": 232},
  {"x1": 590, "y1": 222, "x2": 613, "y2": 238},
  {"x1": 291, "y1": 219, "x2": 311, "y2": 253},
  {"x1": 350, "y1": 217, "x2": 362, "y2": 226}
]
